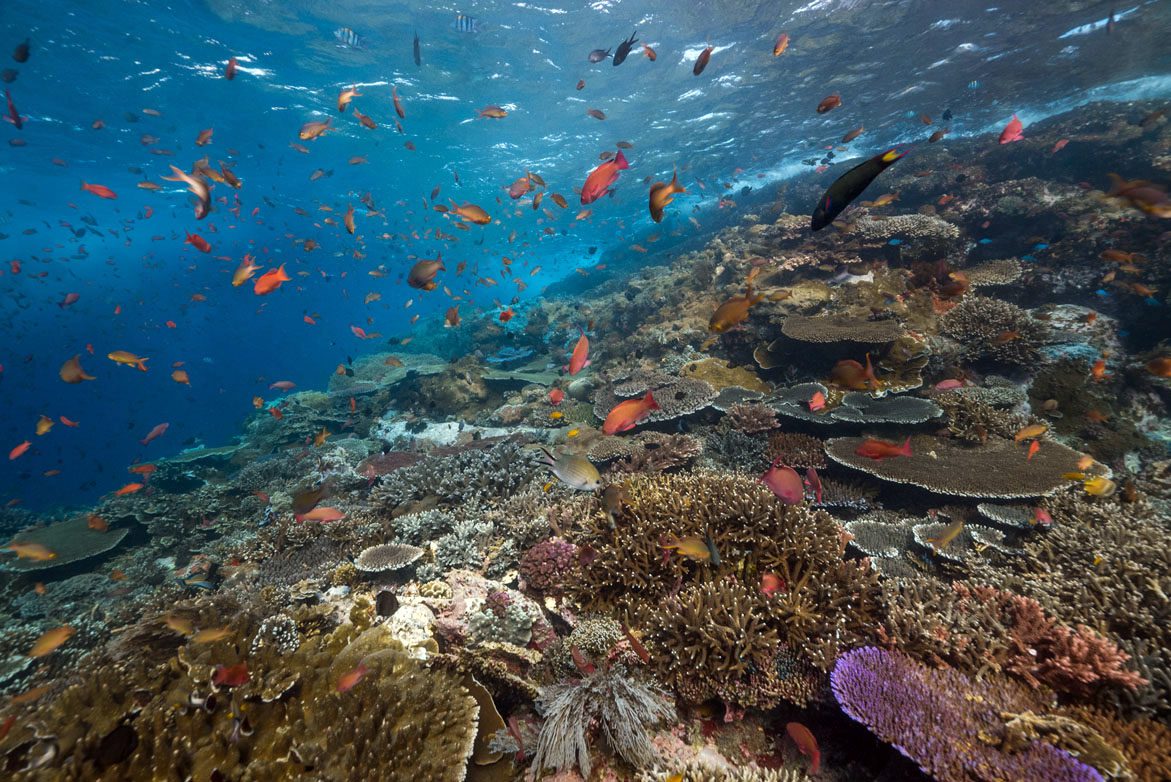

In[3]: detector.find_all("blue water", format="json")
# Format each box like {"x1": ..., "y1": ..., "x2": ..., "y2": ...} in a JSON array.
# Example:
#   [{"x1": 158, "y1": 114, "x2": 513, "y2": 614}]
[{"x1": 2, "y1": 0, "x2": 1170, "y2": 512}]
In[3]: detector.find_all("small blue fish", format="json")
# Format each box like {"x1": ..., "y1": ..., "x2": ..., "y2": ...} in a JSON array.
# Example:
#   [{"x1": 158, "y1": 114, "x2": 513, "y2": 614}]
[
  {"x1": 888, "y1": 239, "x2": 903, "y2": 246},
  {"x1": 1095, "y1": 289, "x2": 1111, "y2": 298},
  {"x1": 452, "y1": 13, "x2": 479, "y2": 33},
  {"x1": 1033, "y1": 242, "x2": 1049, "y2": 250},
  {"x1": 967, "y1": 80, "x2": 982, "y2": 89},
  {"x1": 1020, "y1": 254, "x2": 1036, "y2": 262},
  {"x1": 333, "y1": 27, "x2": 363, "y2": 48},
  {"x1": 977, "y1": 238, "x2": 992, "y2": 245}
]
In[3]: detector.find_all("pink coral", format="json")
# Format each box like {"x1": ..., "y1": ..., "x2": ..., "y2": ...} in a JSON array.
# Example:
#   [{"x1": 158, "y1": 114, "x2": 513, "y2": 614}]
[{"x1": 519, "y1": 537, "x2": 578, "y2": 594}]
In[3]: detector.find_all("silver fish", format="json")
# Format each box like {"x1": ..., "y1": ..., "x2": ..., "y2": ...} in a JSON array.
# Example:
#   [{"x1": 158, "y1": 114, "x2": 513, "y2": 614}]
[{"x1": 541, "y1": 448, "x2": 601, "y2": 491}]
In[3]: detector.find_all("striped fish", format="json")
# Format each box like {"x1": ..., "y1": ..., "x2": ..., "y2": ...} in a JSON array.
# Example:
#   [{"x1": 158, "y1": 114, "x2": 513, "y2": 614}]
[
  {"x1": 333, "y1": 27, "x2": 363, "y2": 49},
  {"x1": 452, "y1": 13, "x2": 479, "y2": 33}
]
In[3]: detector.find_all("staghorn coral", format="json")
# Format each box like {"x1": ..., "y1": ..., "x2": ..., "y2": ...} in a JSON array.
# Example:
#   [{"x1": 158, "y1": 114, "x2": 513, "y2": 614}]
[
  {"x1": 826, "y1": 435, "x2": 1083, "y2": 498},
  {"x1": 1063, "y1": 705, "x2": 1171, "y2": 782},
  {"x1": 724, "y1": 403, "x2": 780, "y2": 434},
  {"x1": 831, "y1": 647, "x2": 1105, "y2": 782},
  {"x1": 880, "y1": 580, "x2": 1145, "y2": 700},
  {"x1": 940, "y1": 295, "x2": 1049, "y2": 366},
  {"x1": 568, "y1": 472, "x2": 880, "y2": 704},
  {"x1": 935, "y1": 387, "x2": 1032, "y2": 442},
  {"x1": 5, "y1": 621, "x2": 480, "y2": 782},
  {"x1": 610, "y1": 432, "x2": 704, "y2": 474},
  {"x1": 531, "y1": 665, "x2": 674, "y2": 779},
  {"x1": 371, "y1": 441, "x2": 541, "y2": 511},
  {"x1": 964, "y1": 493, "x2": 1171, "y2": 720},
  {"x1": 999, "y1": 710, "x2": 1131, "y2": 780}
]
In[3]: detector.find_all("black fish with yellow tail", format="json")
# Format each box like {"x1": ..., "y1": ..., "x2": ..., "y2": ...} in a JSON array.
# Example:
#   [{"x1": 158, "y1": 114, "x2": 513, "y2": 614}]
[{"x1": 811, "y1": 147, "x2": 906, "y2": 231}]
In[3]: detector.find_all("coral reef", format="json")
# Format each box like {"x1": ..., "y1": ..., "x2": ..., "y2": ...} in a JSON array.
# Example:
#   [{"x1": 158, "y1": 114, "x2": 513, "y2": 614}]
[{"x1": 939, "y1": 296, "x2": 1050, "y2": 367}]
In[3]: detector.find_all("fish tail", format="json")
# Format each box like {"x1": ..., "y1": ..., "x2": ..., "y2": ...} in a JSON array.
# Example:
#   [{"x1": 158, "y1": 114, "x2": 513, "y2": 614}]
[
  {"x1": 643, "y1": 390, "x2": 659, "y2": 410},
  {"x1": 613, "y1": 150, "x2": 630, "y2": 170},
  {"x1": 900, "y1": 436, "x2": 913, "y2": 457}
]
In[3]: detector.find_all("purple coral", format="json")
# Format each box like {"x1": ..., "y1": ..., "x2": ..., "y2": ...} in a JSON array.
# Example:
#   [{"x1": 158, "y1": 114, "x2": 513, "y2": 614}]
[
  {"x1": 831, "y1": 647, "x2": 1104, "y2": 782},
  {"x1": 519, "y1": 537, "x2": 577, "y2": 594}
]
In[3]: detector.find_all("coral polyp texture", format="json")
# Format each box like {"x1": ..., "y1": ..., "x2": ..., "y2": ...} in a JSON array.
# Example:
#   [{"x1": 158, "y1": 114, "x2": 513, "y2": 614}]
[{"x1": 831, "y1": 647, "x2": 1106, "y2": 782}]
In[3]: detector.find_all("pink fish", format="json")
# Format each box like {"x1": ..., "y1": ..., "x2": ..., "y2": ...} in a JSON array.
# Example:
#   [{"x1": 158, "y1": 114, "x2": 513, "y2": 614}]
[
  {"x1": 296, "y1": 506, "x2": 345, "y2": 523},
  {"x1": 566, "y1": 331, "x2": 590, "y2": 375},
  {"x1": 759, "y1": 458, "x2": 804, "y2": 505},
  {"x1": 1051, "y1": 138, "x2": 1069, "y2": 154},
  {"x1": 269, "y1": 380, "x2": 296, "y2": 391},
  {"x1": 350, "y1": 325, "x2": 369, "y2": 339},
  {"x1": 1033, "y1": 507, "x2": 1053, "y2": 527},
  {"x1": 933, "y1": 378, "x2": 965, "y2": 391},
  {"x1": 140, "y1": 422, "x2": 169, "y2": 446},
  {"x1": 57, "y1": 292, "x2": 80, "y2": 309},
  {"x1": 999, "y1": 114, "x2": 1024, "y2": 144}
]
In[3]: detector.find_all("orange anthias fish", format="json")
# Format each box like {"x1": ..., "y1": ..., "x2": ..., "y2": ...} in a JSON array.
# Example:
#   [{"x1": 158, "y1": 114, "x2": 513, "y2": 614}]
[
  {"x1": 649, "y1": 168, "x2": 686, "y2": 223},
  {"x1": 808, "y1": 390, "x2": 827, "y2": 412},
  {"x1": 709, "y1": 286, "x2": 764, "y2": 332},
  {"x1": 660, "y1": 535, "x2": 711, "y2": 562},
  {"x1": 855, "y1": 436, "x2": 913, "y2": 460},
  {"x1": 299, "y1": 119, "x2": 331, "y2": 140},
  {"x1": 59, "y1": 354, "x2": 96, "y2": 383},
  {"x1": 444, "y1": 306, "x2": 460, "y2": 328},
  {"x1": 141, "y1": 423, "x2": 170, "y2": 447},
  {"x1": 1013, "y1": 423, "x2": 1048, "y2": 441},
  {"x1": 773, "y1": 32, "x2": 790, "y2": 56},
  {"x1": 999, "y1": 114, "x2": 1024, "y2": 144},
  {"x1": 28, "y1": 626, "x2": 75, "y2": 658},
  {"x1": 8, "y1": 440, "x2": 31, "y2": 460},
  {"x1": 81, "y1": 182, "x2": 117, "y2": 199},
  {"x1": 337, "y1": 86, "x2": 361, "y2": 113},
  {"x1": 602, "y1": 391, "x2": 659, "y2": 435},
  {"x1": 449, "y1": 201, "x2": 491, "y2": 224},
  {"x1": 108, "y1": 351, "x2": 148, "y2": 371},
  {"x1": 1, "y1": 541, "x2": 56, "y2": 560},
  {"x1": 581, "y1": 150, "x2": 630, "y2": 205},
  {"x1": 337, "y1": 661, "x2": 369, "y2": 693},
  {"x1": 567, "y1": 331, "x2": 590, "y2": 375},
  {"x1": 786, "y1": 722, "x2": 820, "y2": 775},
  {"x1": 185, "y1": 232, "x2": 211, "y2": 253},
  {"x1": 115, "y1": 482, "x2": 145, "y2": 496},
  {"x1": 35, "y1": 415, "x2": 54, "y2": 436},
  {"x1": 296, "y1": 506, "x2": 345, "y2": 523},
  {"x1": 829, "y1": 354, "x2": 881, "y2": 391},
  {"x1": 253, "y1": 265, "x2": 291, "y2": 295}
]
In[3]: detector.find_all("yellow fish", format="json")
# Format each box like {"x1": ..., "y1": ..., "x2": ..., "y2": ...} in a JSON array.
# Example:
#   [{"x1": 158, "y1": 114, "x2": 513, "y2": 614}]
[
  {"x1": 661, "y1": 536, "x2": 711, "y2": 562},
  {"x1": 314, "y1": 427, "x2": 331, "y2": 447},
  {"x1": 35, "y1": 415, "x2": 54, "y2": 436},
  {"x1": 107, "y1": 351, "x2": 148, "y2": 371}
]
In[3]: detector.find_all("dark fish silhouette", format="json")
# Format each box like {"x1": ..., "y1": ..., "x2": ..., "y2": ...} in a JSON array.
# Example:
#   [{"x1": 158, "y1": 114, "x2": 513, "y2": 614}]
[
  {"x1": 413, "y1": 31, "x2": 421, "y2": 66},
  {"x1": 13, "y1": 39, "x2": 29, "y2": 64},
  {"x1": 811, "y1": 147, "x2": 906, "y2": 231},
  {"x1": 613, "y1": 30, "x2": 638, "y2": 66},
  {"x1": 588, "y1": 48, "x2": 611, "y2": 63}
]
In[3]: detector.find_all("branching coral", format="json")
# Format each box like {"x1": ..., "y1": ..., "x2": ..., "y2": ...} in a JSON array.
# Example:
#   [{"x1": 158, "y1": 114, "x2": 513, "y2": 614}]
[
  {"x1": 371, "y1": 441, "x2": 541, "y2": 510},
  {"x1": 831, "y1": 647, "x2": 1105, "y2": 782},
  {"x1": 724, "y1": 403, "x2": 780, "y2": 434},
  {"x1": 567, "y1": 472, "x2": 880, "y2": 706},
  {"x1": 939, "y1": 295, "x2": 1049, "y2": 366}
]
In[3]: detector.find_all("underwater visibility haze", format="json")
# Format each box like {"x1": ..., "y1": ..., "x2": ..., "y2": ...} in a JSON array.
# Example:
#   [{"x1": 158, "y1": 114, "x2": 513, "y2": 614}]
[{"x1": 2, "y1": 0, "x2": 1171, "y2": 779}]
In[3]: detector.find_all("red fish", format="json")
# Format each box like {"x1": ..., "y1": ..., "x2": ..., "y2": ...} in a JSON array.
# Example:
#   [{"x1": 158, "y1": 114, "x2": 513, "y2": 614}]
[
  {"x1": 4, "y1": 89, "x2": 23, "y2": 129},
  {"x1": 253, "y1": 264, "x2": 290, "y2": 295},
  {"x1": 57, "y1": 292, "x2": 80, "y2": 309},
  {"x1": 549, "y1": 388, "x2": 565, "y2": 405},
  {"x1": 185, "y1": 232, "x2": 211, "y2": 253},
  {"x1": 998, "y1": 114, "x2": 1024, "y2": 144},
  {"x1": 499, "y1": 308, "x2": 515, "y2": 323},
  {"x1": 350, "y1": 325, "x2": 370, "y2": 339},
  {"x1": 693, "y1": 45, "x2": 714, "y2": 76},
  {"x1": 1051, "y1": 138, "x2": 1068, "y2": 154},
  {"x1": 816, "y1": 94, "x2": 842, "y2": 113},
  {"x1": 296, "y1": 507, "x2": 345, "y2": 523},
  {"x1": 602, "y1": 390, "x2": 659, "y2": 435},
  {"x1": 580, "y1": 150, "x2": 629, "y2": 204},
  {"x1": 1026, "y1": 440, "x2": 1040, "y2": 461},
  {"x1": 337, "y1": 661, "x2": 369, "y2": 693},
  {"x1": 8, "y1": 440, "x2": 31, "y2": 460},
  {"x1": 269, "y1": 380, "x2": 296, "y2": 391},
  {"x1": 786, "y1": 722, "x2": 820, "y2": 775},
  {"x1": 855, "y1": 436, "x2": 912, "y2": 460},
  {"x1": 808, "y1": 390, "x2": 826, "y2": 412},
  {"x1": 211, "y1": 662, "x2": 250, "y2": 687},
  {"x1": 225, "y1": 57, "x2": 237, "y2": 80},
  {"x1": 140, "y1": 422, "x2": 169, "y2": 446},
  {"x1": 804, "y1": 467, "x2": 823, "y2": 504},
  {"x1": 567, "y1": 331, "x2": 590, "y2": 375},
  {"x1": 760, "y1": 572, "x2": 785, "y2": 596},
  {"x1": 81, "y1": 182, "x2": 117, "y2": 199},
  {"x1": 760, "y1": 458, "x2": 804, "y2": 504}
]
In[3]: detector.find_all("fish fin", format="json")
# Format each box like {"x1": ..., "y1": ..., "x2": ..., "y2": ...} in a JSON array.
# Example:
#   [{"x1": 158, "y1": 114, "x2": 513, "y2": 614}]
[
  {"x1": 643, "y1": 389, "x2": 659, "y2": 410},
  {"x1": 613, "y1": 150, "x2": 629, "y2": 170}
]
